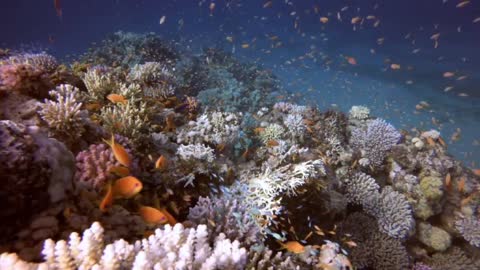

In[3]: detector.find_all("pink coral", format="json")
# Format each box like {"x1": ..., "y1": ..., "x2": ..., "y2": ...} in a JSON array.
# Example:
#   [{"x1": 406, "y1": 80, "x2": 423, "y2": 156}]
[{"x1": 74, "y1": 143, "x2": 119, "y2": 189}]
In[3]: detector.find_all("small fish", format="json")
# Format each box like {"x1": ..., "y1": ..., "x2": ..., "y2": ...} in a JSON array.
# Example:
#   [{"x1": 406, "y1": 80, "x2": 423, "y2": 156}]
[
  {"x1": 99, "y1": 182, "x2": 114, "y2": 212},
  {"x1": 241, "y1": 147, "x2": 250, "y2": 160},
  {"x1": 109, "y1": 166, "x2": 130, "y2": 177},
  {"x1": 277, "y1": 241, "x2": 305, "y2": 254},
  {"x1": 458, "y1": 177, "x2": 466, "y2": 193},
  {"x1": 390, "y1": 63, "x2": 401, "y2": 70},
  {"x1": 85, "y1": 102, "x2": 102, "y2": 111},
  {"x1": 263, "y1": 1, "x2": 273, "y2": 8},
  {"x1": 346, "y1": 56, "x2": 357, "y2": 65},
  {"x1": 103, "y1": 134, "x2": 131, "y2": 167},
  {"x1": 226, "y1": 36, "x2": 234, "y2": 42},
  {"x1": 473, "y1": 17, "x2": 480, "y2": 23},
  {"x1": 444, "y1": 86, "x2": 454, "y2": 92},
  {"x1": 267, "y1": 140, "x2": 280, "y2": 147},
  {"x1": 443, "y1": 71, "x2": 455, "y2": 78},
  {"x1": 209, "y1": 2, "x2": 215, "y2": 15},
  {"x1": 159, "y1": 15, "x2": 166, "y2": 25},
  {"x1": 366, "y1": 15, "x2": 376, "y2": 20},
  {"x1": 113, "y1": 176, "x2": 143, "y2": 199},
  {"x1": 445, "y1": 173, "x2": 452, "y2": 189},
  {"x1": 107, "y1": 94, "x2": 128, "y2": 105},
  {"x1": 241, "y1": 43, "x2": 250, "y2": 48},
  {"x1": 430, "y1": 33, "x2": 441, "y2": 40},
  {"x1": 351, "y1": 16, "x2": 361, "y2": 24},
  {"x1": 139, "y1": 206, "x2": 168, "y2": 225},
  {"x1": 160, "y1": 207, "x2": 177, "y2": 225},
  {"x1": 456, "y1": 1, "x2": 470, "y2": 8},
  {"x1": 473, "y1": 169, "x2": 480, "y2": 176},
  {"x1": 320, "y1": 17, "x2": 329, "y2": 24},
  {"x1": 457, "y1": 75, "x2": 468, "y2": 81},
  {"x1": 155, "y1": 155, "x2": 168, "y2": 171},
  {"x1": 344, "y1": 240, "x2": 357, "y2": 248},
  {"x1": 54, "y1": 0, "x2": 62, "y2": 19},
  {"x1": 254, "y1": 127, "x2": 266, "y2": 134},
  {"x1": 164, "y1": 113, "x2": 176, "y2": 132}
]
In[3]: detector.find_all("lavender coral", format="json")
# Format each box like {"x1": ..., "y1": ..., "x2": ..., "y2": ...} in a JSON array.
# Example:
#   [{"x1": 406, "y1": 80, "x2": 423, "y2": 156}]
[
  {"x1": 0, "y1": 222, "x2": 248, "y2": 270},
  {"x1": 74, "y1": 143, "x2": 120, "y2": 190},
  {"x1": 343, "y1": 172, "x2": 380, "y2": 209},
  {"x1": 350, "y1": 118, "x2": 401, "y2": 168},
  {"x1": 373, "y1": 186, "x2": 415, "y2": 239},
  {"x1": 455, "y1": 215, "x2": 480, "y2": 248}
]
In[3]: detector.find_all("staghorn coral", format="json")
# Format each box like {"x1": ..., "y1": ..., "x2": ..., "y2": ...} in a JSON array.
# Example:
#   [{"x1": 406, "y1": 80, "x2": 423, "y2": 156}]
[
  {"x1": 39, "y1": 84, "x2": 85, "y2": 140},
  {"x1": 0, "y1": 222, "x2": 248, "y2": 270},
  {"x1": 282, "y1": 113, "x2": 306, "y2": 140},
  {"x1": 455, "y1": 215, "x2": 480, "y2": 248},
  {"x1": 350, "y1": 118, "x2": 401, "y2": 168},
  {"x1": 373, "y1": 186, "x2": 415, "y2": 240},
  {"x1": 74, "y1": 143, "x2": 120, "y2": 190},
  {"x1": 177, "y1": 143, "x2": 216, "y2": 163},
  {"x1": 349, "y1": 105, "x2": 370, "y2": 120},
  {"x1": 258, "y1": 123, "x2": 285, "y2": 145},
  {"x1": 127, "y1": 62, "x2": 175, "y2": 98}
]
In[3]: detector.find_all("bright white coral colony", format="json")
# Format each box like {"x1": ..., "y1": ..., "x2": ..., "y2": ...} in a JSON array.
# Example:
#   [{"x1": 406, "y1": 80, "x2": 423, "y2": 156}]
[{"x1": 0, "y1": 32, "x2": 479, "y2": 270}]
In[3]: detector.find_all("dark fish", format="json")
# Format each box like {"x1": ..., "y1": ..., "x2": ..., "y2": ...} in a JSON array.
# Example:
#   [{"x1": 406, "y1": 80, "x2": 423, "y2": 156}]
[{"x1": 54, "y1": 0, "x2": 62, "y2": 19}]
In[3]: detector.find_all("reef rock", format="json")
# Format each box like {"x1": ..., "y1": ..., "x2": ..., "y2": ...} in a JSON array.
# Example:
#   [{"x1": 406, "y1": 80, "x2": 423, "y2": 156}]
[{"x1": 0, "y1": 120, "x2": 74, "y2": 241}]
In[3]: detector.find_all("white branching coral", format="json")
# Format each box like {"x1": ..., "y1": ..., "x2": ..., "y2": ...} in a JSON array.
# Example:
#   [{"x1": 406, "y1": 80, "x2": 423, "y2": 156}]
[
  {"x1": 349, "y1": 105, "x2": 370, "y2": 120},
  {"x1": 258, "y1": 123, "x2": 285, "y2": 144},
  {"x1": 128, "y1": 62, "x2": 175, "y2": 98},
  {"x1": 0, "y1": 222, "x2": 248, "y2": 270},
  {"x1": 100, "y1": 101, "x2": 147, "y2": 139},
  {"x1": 177, "y1": 112, "x2": 241, "y2": 145},
  {"x1": 177, "y1": 143, "x2": 215, "y2": 163},
  {"x1": 83, "y1": 66, "x2": 120, "y2": 101},
  {"x1": 273, "y1": 102, "x2": 308, "y2": 114},
  {"x1": 39, "y1": 84, "x2": 85, "y2": 139},
  {"x1": 283, "y1": 114, "x2": 306, "y2": 139},
  {"x1": 246, "y1": 159, "x2": 326, "y2": 223}
]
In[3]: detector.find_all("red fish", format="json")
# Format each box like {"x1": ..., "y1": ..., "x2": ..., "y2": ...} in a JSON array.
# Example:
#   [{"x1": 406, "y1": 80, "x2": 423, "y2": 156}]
[{"x1": 54, "y1": 0, "x2": 62, "y2": 19}]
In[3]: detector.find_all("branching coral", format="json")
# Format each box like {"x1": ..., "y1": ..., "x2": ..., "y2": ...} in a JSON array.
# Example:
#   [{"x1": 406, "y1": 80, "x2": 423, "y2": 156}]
[
  {"x1": 128, "y1": 62, "x2": 175, "y2": 98},
  {"x1": 188, "y1": 184, "x2": 261, "y2": 246},
  {"x1": 39, "y1": 84, "x2": 85, "y2": 140},
  {"x1": 177, "y1": 111, "x2": 241, "y2": 145},
  {"x1": 100, "y1": 102, "x2": 148, "y2": 139},
  {"x1": 373, "y1": 186, "x2": 415, "y2": 240},
  {"x1": 0, "y1": 222, "x2": 248, "y2": 270},
  {"x1": 82, "y1": 66, "x2": 120, "y2": 102},
  {"x1": 430, "y1": 247, "x2": 480, "y2": 270},
  {"x1": 282, "y1": 113, "x2": 306, "y2": 140},
  {"x1": 343, "y1": 172, "x2": 380, "y2": 210},
  {"x1": 74, "y1": 143, "x2": 120, "y2": 190},
  {"x1": 350, "y1": 118, "x2": 401, "y2": 168},
  {"x1": 455, "y1": 215, "x2": 480, "y2": 248},
  {"x1": 258, "y1": 123, "x2": 285, "y2": 145},
  {"x1": 177, "y1": 143, "x2": 216, "y2": 163},
  {"x1": 349, "y1": 105, "x2": 370, "y2": 120}
]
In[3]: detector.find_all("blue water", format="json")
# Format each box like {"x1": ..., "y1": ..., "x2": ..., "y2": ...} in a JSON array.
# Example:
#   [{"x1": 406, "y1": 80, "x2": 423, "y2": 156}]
[{"x1": 2, "y1": 0, "x2": 480, "y2": 166}]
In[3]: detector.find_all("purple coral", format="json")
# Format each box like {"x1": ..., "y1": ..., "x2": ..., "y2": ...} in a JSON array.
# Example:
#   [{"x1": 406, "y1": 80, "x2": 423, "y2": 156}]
[
  {"x1": 350, "y1": 118, "x2": 401, "y2": 168},
  {"x1": 455, "y1": 215, "x2": 480, "y2": 248},
  {"x1": 74, "y1": 143, "x2": 119, "y2": 189}
]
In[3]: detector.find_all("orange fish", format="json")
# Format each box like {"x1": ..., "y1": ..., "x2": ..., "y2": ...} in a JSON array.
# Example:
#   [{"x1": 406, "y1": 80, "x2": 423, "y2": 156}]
[
  {"x1": 390, "y1": 63, "x2": 401, "y2": 70},
  {"x1": 278, "y1": 241, "x2": 305, "y2": 254},
  {"x1": 54, "y1": 0, "x2": 62, "y2": 19},
  {"x1": 109, "y1": 165, "x2": 130, "y2": 177},
  {"x1": 351, "y1": 17, "x2": 361, "y2": 24},
  {"x1": 112, "y1": 176, "x2": 143, "y2": 199},
  {"x1": 346, "y1": 57, "x2": 357, "y2": 65},
  {"x1": 458, "y1": 177, "x2": 466, "y2": 193},
  {"x1": 241, "y1": 43, "x2": 250, "y2": 48},
  {"x1": 443, "y1": 72, "x2": 455, "y2": 78},
  {"x1": 473, "y1": 169, "x2": 480, "y2": 177},
  {"x1": 267, "y1": 140, "x2": 280, "y2": 147},
  {"x1": 445, "y1": 173, "x2": 452, "y2": 189},
  {"x1": 160, "y1": 207, "x2": 177, "y2": 225},
  {"x1": 164, "y1": 113, "x2": 176, "y2": 132},
  {"x1": 254, "y1": 127, "x2": 266, "y2": 134},
  {"x1": 103, "y1": 134, "x2": 131, "y2": 167},
  {"x1": 155, "y1": 155, "x2": 168, "y2": 171},
  {"x1": 320, "y1": 17, "x2": 329, "y2": 23},
  {"x1": 139, "y1": 206, "x2": 168, "y2": 225},
  {"x1": 99, "y1": 183, "x2": 114, "y2": 212},
  {"x1": 241, "y1": 147, "x2": 250, "y2": 160},
  {"x1": 85, "y1": 102, "x2": 102, "y2": 111},
  {"x1": 106, "y1": 94, "x2": 128, "y2": 105}
]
